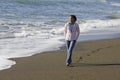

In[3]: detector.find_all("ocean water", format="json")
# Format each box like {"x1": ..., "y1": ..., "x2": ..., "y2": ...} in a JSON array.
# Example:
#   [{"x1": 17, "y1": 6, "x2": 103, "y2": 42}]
[{"x1": 0, "y1": 0, "x2": 120, "y2": 70}]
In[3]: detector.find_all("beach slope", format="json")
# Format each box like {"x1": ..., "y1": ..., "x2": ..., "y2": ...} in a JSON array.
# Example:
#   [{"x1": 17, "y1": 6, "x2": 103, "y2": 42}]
[{"x1": 0, "y1": 39, "x2": 120, "y2": 80}]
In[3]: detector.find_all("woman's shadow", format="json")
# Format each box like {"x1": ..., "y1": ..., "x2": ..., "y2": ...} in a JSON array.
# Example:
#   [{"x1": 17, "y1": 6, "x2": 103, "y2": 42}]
[{"x1": 70, "y1": 63, "x2": 120, "y2": 67}]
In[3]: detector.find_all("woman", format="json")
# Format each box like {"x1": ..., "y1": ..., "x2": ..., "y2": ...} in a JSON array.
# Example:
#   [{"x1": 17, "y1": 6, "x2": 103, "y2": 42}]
[{"x1": 64, "y1": 15, "x2": 80, "y2": 66}]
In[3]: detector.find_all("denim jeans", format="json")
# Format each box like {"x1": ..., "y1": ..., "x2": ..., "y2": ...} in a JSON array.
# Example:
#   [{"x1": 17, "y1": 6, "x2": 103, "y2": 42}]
[{"x1": 66, "y1": 40, "x2": 76, "y2": 64}]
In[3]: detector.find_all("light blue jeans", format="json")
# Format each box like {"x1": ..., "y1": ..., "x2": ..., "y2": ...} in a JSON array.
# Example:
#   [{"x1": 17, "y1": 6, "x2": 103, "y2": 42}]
[{"x1": 66, "y1": 40, "x2": 76, "y2": 64}]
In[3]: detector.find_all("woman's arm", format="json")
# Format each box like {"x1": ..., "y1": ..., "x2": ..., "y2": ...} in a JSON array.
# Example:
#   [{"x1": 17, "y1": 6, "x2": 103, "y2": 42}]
[
  {"x1": 64, "y1": 23, "x2": 67, "y2": 38},
  {"x1": 76, "y1": 23, "x2": 80, "y2": 40}
]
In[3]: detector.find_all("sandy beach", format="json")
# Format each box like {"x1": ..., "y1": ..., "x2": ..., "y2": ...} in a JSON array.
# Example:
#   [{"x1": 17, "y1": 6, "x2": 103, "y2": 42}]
[{"x1": 0, "y1": 38, "x2": 120, "y2": 80}]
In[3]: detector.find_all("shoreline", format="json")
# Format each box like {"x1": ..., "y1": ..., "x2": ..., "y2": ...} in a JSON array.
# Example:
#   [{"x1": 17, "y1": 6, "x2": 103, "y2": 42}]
[{"x1": 0, "y1": 38, "x2": 120, "y2": 80}]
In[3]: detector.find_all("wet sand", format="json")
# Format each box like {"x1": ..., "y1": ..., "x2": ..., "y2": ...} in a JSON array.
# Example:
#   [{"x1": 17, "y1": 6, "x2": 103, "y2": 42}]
[{"x1": 0, "y1": 39, "x2": 120, "y2": 80}]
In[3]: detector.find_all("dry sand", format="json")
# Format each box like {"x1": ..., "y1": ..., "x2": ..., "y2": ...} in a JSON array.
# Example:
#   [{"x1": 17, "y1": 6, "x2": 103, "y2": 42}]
[{"x1": 0, "y1": 39, "x2": 120, "y2": 80}]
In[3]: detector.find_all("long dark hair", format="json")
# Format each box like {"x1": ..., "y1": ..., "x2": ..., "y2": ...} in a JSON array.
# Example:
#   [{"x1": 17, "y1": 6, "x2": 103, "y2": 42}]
[{"x1": 70, "y1": 15, "x2": 77, "y2": 22}]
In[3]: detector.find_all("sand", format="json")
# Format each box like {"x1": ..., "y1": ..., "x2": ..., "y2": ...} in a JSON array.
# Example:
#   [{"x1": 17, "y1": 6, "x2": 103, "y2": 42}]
[{"x1": 0, "y1": 38, "x2": 120, "y2": 80}]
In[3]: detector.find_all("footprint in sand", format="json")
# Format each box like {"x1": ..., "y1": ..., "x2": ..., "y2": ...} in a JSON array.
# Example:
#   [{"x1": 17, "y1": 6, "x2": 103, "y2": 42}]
[
  {"x1": 91, "y1": 48, "x2": 103, "y2": 53},
  {"x1": 80, "y1": 56, "x2": 83, "y2": 60},
  {"x1": 106, "y1": 46, "x2": 112, "y2": 48},
  {"x1": 97, "y1": 48, "x2": 103, "y2": 51},
  {"x1": 87, "y1": 54, "x2": 90, "y2": 56},
  {"x1": 76, "y1": 56, "x2": 83, "y2": 63},
  {"x1": 92, "y1": 50, "x2": 96, "y2": 53}
]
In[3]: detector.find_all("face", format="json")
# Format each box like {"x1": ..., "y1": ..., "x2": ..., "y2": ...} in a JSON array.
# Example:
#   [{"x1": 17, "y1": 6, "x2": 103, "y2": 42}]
[{"x1": 69, "y1": 16, "x2": 75, "y2": 24}]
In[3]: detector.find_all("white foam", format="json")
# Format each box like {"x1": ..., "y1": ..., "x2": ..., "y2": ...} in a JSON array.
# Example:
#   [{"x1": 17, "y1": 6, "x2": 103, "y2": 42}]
[
  {"x1": 80, "y1": 19, "x2": 120, "y2": 32},
  {"x1": 100, "y1": 0, "x2": 107, "y2": 3},
  {"x1": 111, "y1": 2, "x2": 120, "y2": 7},
  {"x1": 0, "y1": 21, "x2": 45, "y2": 39},
  {"x1": 0, "y1": 37, "x2": 64, "y2": 70},
  {"x1": 0, "y1": 57, "x2": 16, "y2": 70}
]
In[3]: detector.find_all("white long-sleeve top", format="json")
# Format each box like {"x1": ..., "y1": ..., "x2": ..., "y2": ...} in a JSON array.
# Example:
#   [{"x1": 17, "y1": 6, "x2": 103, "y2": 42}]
[{"x1": 64, "y1": 22, "x2": 80, "y2": 41}]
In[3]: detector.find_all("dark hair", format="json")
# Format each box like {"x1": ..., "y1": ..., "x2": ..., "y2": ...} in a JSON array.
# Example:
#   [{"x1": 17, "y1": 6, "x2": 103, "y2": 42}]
[{"x1": 70, "y1": 15, "x2": 77, "y2": 22}]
